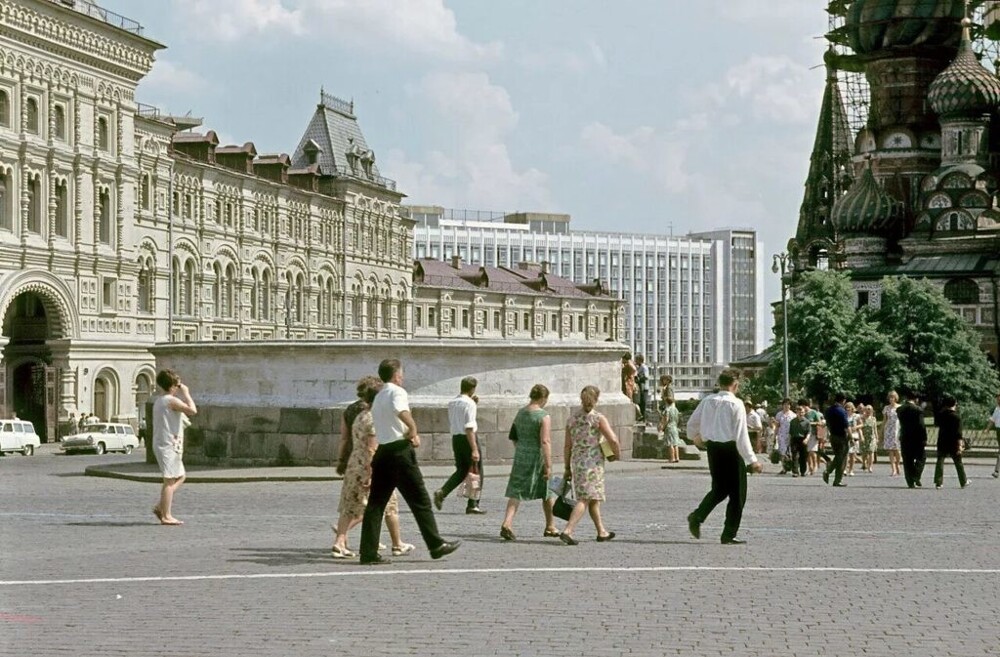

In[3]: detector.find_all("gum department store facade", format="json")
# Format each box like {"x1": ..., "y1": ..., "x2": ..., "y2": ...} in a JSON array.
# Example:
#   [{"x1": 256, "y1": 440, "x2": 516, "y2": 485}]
[{"x1": 0, "y1": 0, "x2": 622, "y2": 442}]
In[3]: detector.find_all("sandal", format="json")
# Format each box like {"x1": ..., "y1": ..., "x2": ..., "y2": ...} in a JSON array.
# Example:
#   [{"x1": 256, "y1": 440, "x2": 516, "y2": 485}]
[
  {"x1": 331, "y1": 545, "x2": 355, "y2": 559},
  {"x1": 543, "y1": 529, "x2": 560, "y2": 538},
  {"x1": 500, "y1": 526, "x2": 516, "y2": 541}
]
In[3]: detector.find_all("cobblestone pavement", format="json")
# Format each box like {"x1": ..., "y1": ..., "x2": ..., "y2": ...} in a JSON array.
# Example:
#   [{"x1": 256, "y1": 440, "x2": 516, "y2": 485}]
[{"x1": 2, "y1": 451, "x2": 998, "y2": 657}]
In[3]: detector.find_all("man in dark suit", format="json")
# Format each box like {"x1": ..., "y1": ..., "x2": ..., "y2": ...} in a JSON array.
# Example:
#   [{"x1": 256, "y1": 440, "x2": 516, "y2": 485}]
[
  {"x1": 822, "y1": 393, "x2": 850, "y2": 487},
  {"x1": 934, "y1": 394, "x2": 968, "y2": 489},
  {"x1": 896, "y1": 389, "x2": 928, "y2": 489}
]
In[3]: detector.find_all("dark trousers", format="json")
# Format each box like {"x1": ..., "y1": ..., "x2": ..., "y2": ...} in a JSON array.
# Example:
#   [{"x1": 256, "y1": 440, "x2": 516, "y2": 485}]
[
  {"x1": 789, "y1": 439, "x2": 808, "y2": 476},
  {"x1": 691, "y1": 441, "x2": 747, "y2": 542},
  {"x1": 900, "y1": 440, "x2": 926, "y2": 488},
  {"x1": 359, "y1": 440, "x2": 443, "y2": 561},
  {"x1": 933, "y1": 449, "x2": 967, "y2": 488},
  {"x1": 825, "y1": 434, "x2": 848, "y2": 484},
  {"x1": 637, "y1": 388, "x2": 647, "y2": 419},
  {"x1": 439, "y1": 434, "x2": 482, "y2": 510}
]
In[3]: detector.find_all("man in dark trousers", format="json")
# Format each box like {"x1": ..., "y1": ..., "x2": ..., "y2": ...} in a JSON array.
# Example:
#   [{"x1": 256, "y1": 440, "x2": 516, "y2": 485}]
[
  {"x1": 822, "y1": 393, "x2": 850, "y2": 487},
  {"x1": 434, "y1": 376, "x2": 485, "y2": 514},
  {"x1": 686, "y1": 369, "x2": 763, "y2": 545},
  {"x1": 358, "y1": 359, "x2": 461, "y2": 565},
  {"x1": 635, "y1": 355, "x2": 649, "y2": 421},
  {"x1": 934, "y1": 394, "x2": 968, "y2": 489},
  {"x1": 896, "y1": 389, "x2": 928, "y2": 489}
]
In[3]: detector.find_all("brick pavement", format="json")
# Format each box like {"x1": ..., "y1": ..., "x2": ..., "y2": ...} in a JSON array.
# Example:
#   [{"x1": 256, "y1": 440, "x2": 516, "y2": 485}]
[{"x1": 1, "y1": 451, "x2": 998, "y2": 656}]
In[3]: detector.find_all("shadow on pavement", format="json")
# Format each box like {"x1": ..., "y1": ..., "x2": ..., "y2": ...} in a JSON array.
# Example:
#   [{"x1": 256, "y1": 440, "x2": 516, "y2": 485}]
[
  {"x1": 65, "y1": 521, "x2": 154, "y2": 527},
  {"x1": 229, "y1": 547, "x2": 335, "y2": 567}
]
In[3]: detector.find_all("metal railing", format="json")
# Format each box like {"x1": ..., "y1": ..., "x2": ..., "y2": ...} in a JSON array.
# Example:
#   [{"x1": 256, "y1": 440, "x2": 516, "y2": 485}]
[
  {"x1": 330, "y1": 164, "x2": 396, "y2": 192},
  {"x1": 136, "y1": 103, "x2": 161, "y2": 118},
  {"x1": 320, "y1": 91, "x2": 354, "y2": 116},
  {"x1": 61, "y1": 0, "x2": 145, "y2": 36}
]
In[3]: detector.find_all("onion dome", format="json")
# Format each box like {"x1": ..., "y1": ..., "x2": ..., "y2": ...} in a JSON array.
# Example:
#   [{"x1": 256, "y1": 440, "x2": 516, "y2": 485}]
[
  {"x1": 845, "y1": 0, "x2": 965, "y2": 56},
  {"x1": 929, "y1": 19, "x2": 1000, "y2": 117},
  {"x1": 831, "y1": 166, "x2": 903, "y2": 234}
]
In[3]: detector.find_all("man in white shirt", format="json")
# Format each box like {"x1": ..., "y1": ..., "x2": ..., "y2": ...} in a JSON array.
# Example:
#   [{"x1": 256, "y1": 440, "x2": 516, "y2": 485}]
[
  {"x1": 358, "y1": 359, "x2": 461, "y2": 565},
  {"x1": 989, "y1": 393, "x2": 1000, "y2": 478},
  {"x1": 686, "y1": 369, "x2": 763, "y2": 545},
  {"x1": 434, "y1": 377, "x2": 485, "y2": 514}
]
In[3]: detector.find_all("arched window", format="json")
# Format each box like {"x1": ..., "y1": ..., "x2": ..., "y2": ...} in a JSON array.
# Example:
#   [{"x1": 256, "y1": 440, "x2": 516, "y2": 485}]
[
  {"x1": 25, "y1": 97, "x2": 39, "y2": 134},
  {"x1": 183, "y1": 260, "x2": 195, "y2": 315},
  {"x1": 135, "y1": 372, "x2": 153, "y2": 421},
  {"x1": 250, "y1": 270, "x2": 259, "y2": 320},
  {"x1": 55, "y1": 180, "x2": 68, "y2": 237},
  {"x1": 367, "y1": 288, "x2": 377, "y2": 329},
  {"x1": 397, "y1": 299, "x2": 407, "y2": 332},
  {"x1": 97, "y1": 117, "x2": 109, "y2": 151},
  {"x1": 0, "y1": 90, "x2": 9, "y2": 127},
  {"x1": 944, "y1": 278, "x2": 980, "y2": 305},
  {"x1": 352, "y1": 292, "x2": 362, "y2": 329},
  {"x1": 261, "y1": 269, "x2": 271, "y2": 320},
  {"x1": 212, "y1": 263, "x2": 223, "y2": 317},
  {"x1": 54, "y1": 105, "x2": 66, "y2": 140},
  {"x1": 93, "y1": 369, "x2": 119, "y2": 422},
  {"x1": 26, "y1": 174, "x2": 41, "y2": 233},
  {"x1": 140, "y1": 173, "x2": 150, "y2": 211},
  {"x1": 382, "y1": 298, "x2": 392, "y2": 332},
  {"x1": 225, "y1": 264, "x2": 236, "y2": 318},
  {"x1": 171, "y1": 257, "x2": 182, "y2": 315},
  {"x1": 137, "y1": 257, "x2": 153, "y2": 313},
  {"x1": 295, "y1": 274, "x2": 305, "y2": 323},
  {"x1": 98, "y1": 188, "x2": 111, "y2": 244},
  {"x1": 0, "y1": 171, "x2": 10, "y2": 231}
]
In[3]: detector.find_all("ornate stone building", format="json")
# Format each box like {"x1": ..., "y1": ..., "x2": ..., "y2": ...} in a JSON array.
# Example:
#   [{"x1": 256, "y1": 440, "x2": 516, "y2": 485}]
[
  {"x1": 412, "y1": 258, "x2": 623, "y2": 341},
  {"x1": 0, "y1": 0, "x2": 409, "y2": 440},
  {"x1": 791, "y1": 1, "x2": 1000, "y2": 362}
]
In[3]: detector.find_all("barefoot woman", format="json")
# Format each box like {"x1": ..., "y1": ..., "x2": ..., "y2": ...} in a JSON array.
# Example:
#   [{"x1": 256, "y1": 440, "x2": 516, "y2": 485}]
[{"x1": 152, "y1": 369, "x2": 197, "y2": 525}]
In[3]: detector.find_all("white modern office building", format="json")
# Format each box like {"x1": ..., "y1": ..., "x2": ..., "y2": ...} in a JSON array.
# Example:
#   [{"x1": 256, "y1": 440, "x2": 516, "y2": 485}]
[{"x1": 408, "y1": 207, "x2": 765, "y2": 394}]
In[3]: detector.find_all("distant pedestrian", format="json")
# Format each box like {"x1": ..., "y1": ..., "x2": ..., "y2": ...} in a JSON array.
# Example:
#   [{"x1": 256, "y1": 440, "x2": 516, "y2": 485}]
[
  {"x1": 823, "y1": 393, "x2": 850, "y2": 487},
  {"x1": 658, "y1": 374, "x2": 674, "y2": 413},
  {"x1": 621, "y1": 354, "x2": 637, "y2": 404},
  {"x1": 331, "y1": 376, "x2": 414, "y2": 559},
  {"x1": 77, "y1": 414, "x2": 87, "y2": 432},
  {"x1": 859, "y1": 405, "x2": 878, "y2": 473},
  {"x1": 634, "y1": 355, "x2": 649, "y2": 421},
  {"x1": 845, "y1": 402, "x2": 861, "y2": 477},
  {"x1": 773, "y1": 398, "x2": 795, "y2": 474},
  {"x1": 660, "y1": 397, "x2": 682, "y2": 463},
  {"x1": 800, "y1": 399, "x2": 826, "y2": 474},
  {"x1": 434, "y1": 376, "x2": 486, "y2": 514},
  {"x1": 745, "y1": 401, "x2": 763, "y2": 456},
  {"x1": 151, "y1": 369, "x2": 197, "y2": 525},
  {"x1": 896, "y1": 390, "x2": 927, "y2": 489},
  {"x1": 686, "y1": 369, "x2": 763, "y2": 545},
  {"x1": 788, "y1": 404, "x2": 810, "y2": 477},
  {"x1": 500, "y1": 384, "x2": 557, "y2": 541},
  {"x1": 358, "y1": 359, "x2": 460, "y2": 565},
  {"x1": 988, "y1": 394, "x2": 1000, "y2": 479},
  {"x1": 557, "y1": 386, "x2": 621, "y2": 545},
  {"x1": 882, "y1": 391, "x2": 902, "y2": 477},
  {"x1": 934, "y1": 394, "x2": 968, "y2": 489}
]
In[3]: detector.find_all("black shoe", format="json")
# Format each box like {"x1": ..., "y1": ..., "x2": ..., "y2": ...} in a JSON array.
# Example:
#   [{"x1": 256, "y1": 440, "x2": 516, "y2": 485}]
[
  {"x1": 558, "y1": 532, "x2": 578, "y2": 546},
  {"x1": 687, "y1": 513, "x2": 701, "y2": 540},
  {"x1": 430, "y1": 540, "x2": 461, "y2": 560},
  {"x1": 466, "y1": 506, "x2": 486, "y2": 515},
  {"x1": 822, "y1": 470, "x2": 830, "y2": 484},
  {"x1": 721, "y1": 538, "x2": 746, "y2": 545},
  {"x1": 915, "y1": 480, "x2": 922, "y2": 488},
  {"x1": 500, "y1": 526, "x2": 516, "y2": 541},
  {"x1": 433, "y1": 490, "x2": 444, "y2": 511},
  {"x1": 360, "y1": 555, "x2": 392, "y2": 566},
  {"x1": 833, "y1": 482, "x2": 847, "y2": 487},
  {"x1": 596, "y1": 532, "x2": 616, "y2": 542}
]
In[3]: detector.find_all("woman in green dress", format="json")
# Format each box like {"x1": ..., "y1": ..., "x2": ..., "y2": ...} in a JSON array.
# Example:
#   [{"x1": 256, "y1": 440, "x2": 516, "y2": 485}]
[
  {"x1": 500, "y1": 384, "x2": 556, "y2": 541},
  {"x1": 659, "y1": 396, "x2": 682, "y2": 463}
]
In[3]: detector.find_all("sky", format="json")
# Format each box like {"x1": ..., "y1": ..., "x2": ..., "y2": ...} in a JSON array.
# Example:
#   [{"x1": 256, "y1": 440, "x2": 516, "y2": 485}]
[{"x1": 100, "y1": 0, "x2": 832, "y2": 335}]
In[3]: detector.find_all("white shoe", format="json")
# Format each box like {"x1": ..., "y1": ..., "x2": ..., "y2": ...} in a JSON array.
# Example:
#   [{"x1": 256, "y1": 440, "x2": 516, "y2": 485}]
[
  {"x1": 377, "y1": 542, "x2": 388, "y2": 553},
  {"x1": 331, "y1": 545, "x2": 355, "y2": 559},
  {"x1": 391, "y1": 542, "x2": 415, "y2": 556}
]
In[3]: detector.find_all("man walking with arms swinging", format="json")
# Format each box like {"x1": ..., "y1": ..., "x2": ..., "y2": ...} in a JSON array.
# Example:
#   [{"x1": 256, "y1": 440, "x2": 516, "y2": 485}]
[{"x1": 686, "y1": 369, "x2": 763, "y2": 545}]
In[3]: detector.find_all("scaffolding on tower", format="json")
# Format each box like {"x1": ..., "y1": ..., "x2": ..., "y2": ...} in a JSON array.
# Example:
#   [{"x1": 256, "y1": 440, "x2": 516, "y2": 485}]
[{"x1": 824, "y1": 0, "x2": 1000, "y2": 142}]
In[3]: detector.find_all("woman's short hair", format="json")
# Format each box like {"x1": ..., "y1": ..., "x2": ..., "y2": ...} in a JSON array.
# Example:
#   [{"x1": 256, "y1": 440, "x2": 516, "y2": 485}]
[
  {"x1": 356, "y1": 376, "x2": 383, "y2": 405},
  {"x1": 887, "y1": 390, "x2": 899, "y2": 402},
  {"x1": 156, "y1": 369, "x2": 180, "y2": 392},
  {"x1": 664, "y1": 396, "x2": 674, "y2": 405},
  {"x1": 580, "y1": 385, "x2": 600, "y2": 411},
  {"x1": 529, "y1": 384, "x2": 550, "y2": 401}
]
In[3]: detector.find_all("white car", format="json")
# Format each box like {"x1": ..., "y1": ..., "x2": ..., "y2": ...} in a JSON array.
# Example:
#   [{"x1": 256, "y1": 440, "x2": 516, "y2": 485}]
[
  {"x1": 0, "y1": 419, "x2": 41, "y2": 456},
  {"x1": 61, "y1": 423, "x2": 138, "y2": 455}
]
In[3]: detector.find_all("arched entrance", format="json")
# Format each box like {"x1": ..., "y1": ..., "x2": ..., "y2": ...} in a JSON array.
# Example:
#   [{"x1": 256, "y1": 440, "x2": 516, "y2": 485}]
[
  {"x1": 1, "y1": 289, "x2": 67, "y2": 442},
  {"x1": 92, "y1": 368, "x2": 119, "y2": 422}
]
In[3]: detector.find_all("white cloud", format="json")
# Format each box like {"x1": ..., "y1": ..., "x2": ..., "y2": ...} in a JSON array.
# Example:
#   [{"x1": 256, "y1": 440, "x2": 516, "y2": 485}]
[
  {"x1": 516, "y1": 40, "x2": 608, "y2": 75},
  {"x1": 580, "y1": 122, "x2": 692, "y2": 195},
  {"x1": 140, "y1": 59, "x2": 208, "y2": 98},
  {"x1": 174, "y1": 0, "x2": 304, "y2": 42},
  {"x1": 173, "y1": 0, "x2": 500, "y2": 62},
  {"x1": 723, "y1": 55, "x2": 820, "y2": 124},
  {"x1": 386, "y1": 72, "x2": 552, "y2": 210},
  {"x1": 719, "y1": 0, "x2": 820, "y2": 27}
]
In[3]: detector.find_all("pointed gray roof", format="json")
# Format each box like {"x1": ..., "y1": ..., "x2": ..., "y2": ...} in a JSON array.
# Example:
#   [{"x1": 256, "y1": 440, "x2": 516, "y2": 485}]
[{"x1": 291, "y1": 90, "x2": 381, "y2": 178}]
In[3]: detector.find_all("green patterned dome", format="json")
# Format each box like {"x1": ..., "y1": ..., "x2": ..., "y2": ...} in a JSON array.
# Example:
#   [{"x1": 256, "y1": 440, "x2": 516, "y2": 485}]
[
  {"x1": 832, "y1": 166, "x2": 903, "y2": 233},
  {"x1": 929, "y1": 23, "x2": 1000, "y2": 116},
  {"x1": 845, "y1": 0, "x2": 966, "y2": 56}
]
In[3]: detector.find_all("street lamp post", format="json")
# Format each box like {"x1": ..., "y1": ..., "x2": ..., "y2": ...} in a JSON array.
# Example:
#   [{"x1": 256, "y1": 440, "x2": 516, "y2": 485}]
[{"x1": 772, "y1": 253, "x2": 793, "y2": 399}]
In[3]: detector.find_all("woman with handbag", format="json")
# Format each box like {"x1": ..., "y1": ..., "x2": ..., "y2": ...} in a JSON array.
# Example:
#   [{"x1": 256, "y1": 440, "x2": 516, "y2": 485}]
[
  {"x1": 500, "y1": 384, "x2": 557, "y2": 541},
  {"x1": 556, "y1": 386, "x2": 621, "y2": 545}
]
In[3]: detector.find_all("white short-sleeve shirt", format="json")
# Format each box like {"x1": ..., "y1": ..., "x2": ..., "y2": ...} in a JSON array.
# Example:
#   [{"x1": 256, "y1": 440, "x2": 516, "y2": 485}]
[
  {"x1": 371, "y1": 382, "x2": 410, "y2": 444},
  {"x1": 448, "y1": 395, "x2": 478, "y2": 435}
]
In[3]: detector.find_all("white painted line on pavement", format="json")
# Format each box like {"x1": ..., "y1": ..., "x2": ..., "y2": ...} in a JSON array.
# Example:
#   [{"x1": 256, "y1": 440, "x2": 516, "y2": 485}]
[{"x1": 3, "y1": 565, "x2": 1000, "y2": 587}]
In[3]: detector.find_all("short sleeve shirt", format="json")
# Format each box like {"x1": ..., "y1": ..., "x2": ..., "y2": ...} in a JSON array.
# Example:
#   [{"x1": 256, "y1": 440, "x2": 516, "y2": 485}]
[
  {"x1": 371, "y1": 382, "x2": 410, "y2": 444},
  {"x1": 447, "y1": 395, "x2": 477, "y2": 435}
]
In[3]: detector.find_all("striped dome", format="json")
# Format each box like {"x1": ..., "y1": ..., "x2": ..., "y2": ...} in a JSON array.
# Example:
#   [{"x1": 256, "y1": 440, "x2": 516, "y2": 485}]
[
  {"x1": 929, "y1": 25, "x2": 1000, "y2": 117},
  {"x1": 831, "y1": 167, "x2": 903, "y2": 234}
]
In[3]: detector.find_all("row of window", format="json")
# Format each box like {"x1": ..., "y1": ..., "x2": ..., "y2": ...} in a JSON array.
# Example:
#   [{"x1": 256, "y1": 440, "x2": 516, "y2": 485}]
[
  {"x1": 415, "y1": 306, "x2": 612, "y2": 335},
  {"x1": 0, "y1": 171, "x2": 113, "y2": 244},
  {"x1": 0, "y1": 89, "x2": 112, "y2": 150}
]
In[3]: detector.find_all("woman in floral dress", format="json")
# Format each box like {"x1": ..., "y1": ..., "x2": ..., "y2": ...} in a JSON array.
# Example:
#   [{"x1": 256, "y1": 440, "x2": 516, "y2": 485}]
[
  {"x1": 882, "y1": 391, "x2": 902, "y2": 477},
  {"x1": 500, "y1": 384, "x2": 556, "y2": 541},
  {"x1": 557, "y1": 386, "x2": 621, "y2": 545},
  {"x1": 860, "y1": 404, "x2": 878, "y2": 473},
  {"x1": 659, "y1": 396, "x2": 682, "y2": 463},
  {"x1": 331, "y1": 376, "x2": 414, "y2": 559}
]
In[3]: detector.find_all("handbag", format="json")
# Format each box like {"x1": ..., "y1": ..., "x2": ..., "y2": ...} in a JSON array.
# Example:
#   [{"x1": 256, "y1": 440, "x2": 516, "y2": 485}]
[
  {"x1": 769, "y1": 449, "x2": 781, "y2": 465},
  {"x1": 599, "y1": 436, "x2": 617, "y2": 461},
  {"x1": 458, "y1": 463, "x2": 481, "y2": 500},
  {"x1": 552, "y1": 479, "x2": 575, "y2": 521}
]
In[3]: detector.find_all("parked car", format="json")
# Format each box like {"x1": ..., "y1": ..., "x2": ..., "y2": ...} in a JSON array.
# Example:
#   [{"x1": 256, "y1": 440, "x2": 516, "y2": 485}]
[
  {"x1": 60, "y1": 423, "x2": 138, "y2": 455},
  {"x1": 0, "y1": 419, "x2": 41, "y2": 456}
]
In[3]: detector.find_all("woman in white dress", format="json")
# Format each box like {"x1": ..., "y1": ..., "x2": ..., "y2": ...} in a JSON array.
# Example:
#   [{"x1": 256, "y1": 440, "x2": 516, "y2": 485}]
[
  {"x1": 881, "y1": 391, "x2": 902, "y2": 477},
  {"x1": 152, "y1": 369, "x2": 197, "y2": 525}
]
